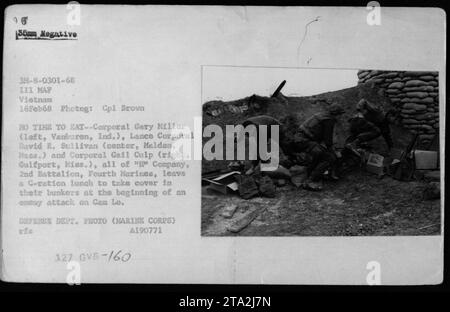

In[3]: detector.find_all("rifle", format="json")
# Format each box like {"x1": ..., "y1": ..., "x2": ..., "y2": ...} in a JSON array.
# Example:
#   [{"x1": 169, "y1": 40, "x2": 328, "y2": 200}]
[
  {"x1": 393, "y1": 132, "x2": 419, "y2": 181},
  {"x1": 271, "y1": 80, "x2": 286, "y2": 97}
]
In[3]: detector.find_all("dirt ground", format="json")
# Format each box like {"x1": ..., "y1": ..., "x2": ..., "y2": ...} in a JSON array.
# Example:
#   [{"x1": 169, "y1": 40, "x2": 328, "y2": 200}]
[{"x1": 201, "y1": 169, "x2": 441, "y2": 236}]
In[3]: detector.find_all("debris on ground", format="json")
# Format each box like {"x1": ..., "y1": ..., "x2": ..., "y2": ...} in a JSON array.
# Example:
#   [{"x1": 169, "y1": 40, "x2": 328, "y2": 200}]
[
  {"x1": 258, "y1": 175, "x2": 276, "y2": 197},
  {"x1": 422, "y1": 182, "x2": 440, "y2": 200},
  {"x1": 201, "y1": 169, "x2": 441, "y2": 236},
  {"x1": 221, "y1": 203, "x2": 238, "y2": 218}
]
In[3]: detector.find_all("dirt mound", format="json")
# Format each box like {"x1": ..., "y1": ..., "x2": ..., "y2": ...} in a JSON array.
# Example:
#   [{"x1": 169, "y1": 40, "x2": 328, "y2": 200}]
[{"x1": 202, "y1": 82, "x2": 415, "y2": 173}]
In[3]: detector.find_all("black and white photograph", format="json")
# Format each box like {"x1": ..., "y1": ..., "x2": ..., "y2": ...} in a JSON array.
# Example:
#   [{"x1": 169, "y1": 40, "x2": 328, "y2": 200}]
[
  {"x1": 201, "y1": 66, "x2": 441, "y2": 236},
  {"x1": 1, "y1": 3, "x2": 445, "y2": 287}
]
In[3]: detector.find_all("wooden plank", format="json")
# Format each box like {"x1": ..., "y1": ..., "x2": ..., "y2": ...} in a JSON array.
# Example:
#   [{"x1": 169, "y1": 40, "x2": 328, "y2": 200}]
[
  {"x1": 221, "y1": 204, "x2": 238, "y2": 218},
  {"x1": 227, "y1": 206, "x2": 262, "y2": 233}
]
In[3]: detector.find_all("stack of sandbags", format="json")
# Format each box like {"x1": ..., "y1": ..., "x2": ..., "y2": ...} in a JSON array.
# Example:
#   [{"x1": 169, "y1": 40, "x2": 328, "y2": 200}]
[
  {"x1": 357, "y1": 70, "x2": 439, "y2": 145},
  {"x1": 358, "y1": 70, "x2": 402, "y2": 88}
]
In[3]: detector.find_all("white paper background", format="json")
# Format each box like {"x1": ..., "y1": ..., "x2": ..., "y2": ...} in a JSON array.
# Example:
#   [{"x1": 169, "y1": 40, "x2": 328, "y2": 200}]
[{"x1": 2, "y1": 5, "x2": 445, "y2": 284}]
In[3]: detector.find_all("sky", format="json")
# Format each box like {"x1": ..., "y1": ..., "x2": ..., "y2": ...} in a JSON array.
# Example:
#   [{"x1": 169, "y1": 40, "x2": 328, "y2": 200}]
[{"x1": 202, "y1": 66, "x2": 359, "y2": 102}]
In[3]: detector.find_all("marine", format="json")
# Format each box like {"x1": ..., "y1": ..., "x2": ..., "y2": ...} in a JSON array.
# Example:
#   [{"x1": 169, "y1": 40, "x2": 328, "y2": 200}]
[
  {"x1": 281, "y1": 103, "x2": 345, "y2": 191},
  {"x1": 346, "y1": 99, "x2": 393, "y2": 155}
]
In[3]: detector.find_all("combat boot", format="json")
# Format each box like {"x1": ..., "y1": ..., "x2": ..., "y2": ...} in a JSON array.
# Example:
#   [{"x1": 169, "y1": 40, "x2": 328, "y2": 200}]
[{"x1": 302, "y1": 178, "x2": 323, "y2": 191}]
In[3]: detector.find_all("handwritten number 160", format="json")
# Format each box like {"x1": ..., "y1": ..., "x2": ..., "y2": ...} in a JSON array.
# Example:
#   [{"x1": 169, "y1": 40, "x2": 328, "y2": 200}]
[{"x1": 106, "y1": 250, "x2": 131, "y2": 262}]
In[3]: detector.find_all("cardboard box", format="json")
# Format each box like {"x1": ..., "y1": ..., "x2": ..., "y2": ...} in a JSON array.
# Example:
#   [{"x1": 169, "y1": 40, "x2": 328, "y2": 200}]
[
  {"x1": 366, "y1": 153, "x2": 385, "y2": 175},
  {"x1": 202, "y1": 171, "x2": 240, "y2": 194},
  {"x1": 414, "y1": 150, "x2": 438, "y2": 170}
]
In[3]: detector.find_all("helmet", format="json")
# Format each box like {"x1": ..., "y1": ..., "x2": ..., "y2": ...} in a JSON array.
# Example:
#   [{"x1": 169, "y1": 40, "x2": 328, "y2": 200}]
[
  {"x1": 356, "y1": 99, "x2": 368, "y2": 111},
  {"x1": 328, "y1": 103, "x2": 345, "y2": 115}
]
